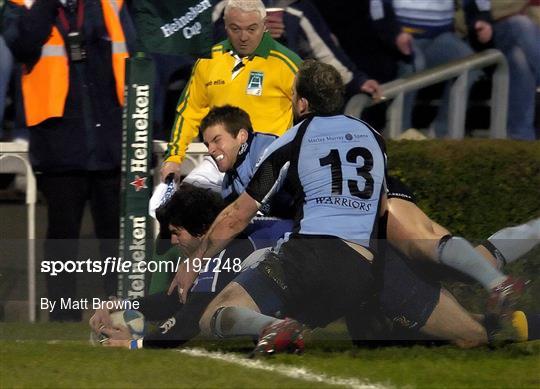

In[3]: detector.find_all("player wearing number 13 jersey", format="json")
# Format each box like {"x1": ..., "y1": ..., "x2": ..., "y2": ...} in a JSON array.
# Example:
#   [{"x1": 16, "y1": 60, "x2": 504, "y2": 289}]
[
  {"x1": 187, "y1": 60, "x2": 388, "y2": 344},
  {"x1": 233, "y1": 97, "x2": 387, "y2": 328}
]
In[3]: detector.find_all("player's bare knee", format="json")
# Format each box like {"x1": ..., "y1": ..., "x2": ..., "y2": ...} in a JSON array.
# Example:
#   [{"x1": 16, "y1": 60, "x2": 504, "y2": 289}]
[
  {"x1": 199, "y1": 282, "x2": 249, "y2": 335},
  {"x1": 199, "y1": 291, "x2": 232, "y2": 335}
]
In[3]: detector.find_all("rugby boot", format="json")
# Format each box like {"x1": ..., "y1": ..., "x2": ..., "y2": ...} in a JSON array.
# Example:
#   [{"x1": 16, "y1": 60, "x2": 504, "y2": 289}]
[
  {"x1": 250, "y1": 318, "x2": 305, "y2": 357},
  {"x1": 486, "y1": 277, "x2": 528, "y2": 347},
  {"x1": 487, "y1": 276, "x2": 528, "y2": 317}
]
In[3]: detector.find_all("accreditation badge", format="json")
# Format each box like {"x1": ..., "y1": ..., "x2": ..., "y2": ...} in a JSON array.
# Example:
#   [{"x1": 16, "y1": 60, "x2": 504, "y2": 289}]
[{"x1": 246, "y1": 71, "x2": 264, "y2": 96}]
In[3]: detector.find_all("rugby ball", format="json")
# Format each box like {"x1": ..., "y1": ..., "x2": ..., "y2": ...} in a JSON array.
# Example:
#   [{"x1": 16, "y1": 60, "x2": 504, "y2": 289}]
[{"x1": 110, "y1": 309, "x2": 146, "y2": 340}]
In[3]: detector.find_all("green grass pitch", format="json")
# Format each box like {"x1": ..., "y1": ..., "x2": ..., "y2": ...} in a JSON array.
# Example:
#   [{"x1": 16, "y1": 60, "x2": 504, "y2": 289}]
[{"x1": 1, "y1": 322, "x2": 539, "y2": 388}]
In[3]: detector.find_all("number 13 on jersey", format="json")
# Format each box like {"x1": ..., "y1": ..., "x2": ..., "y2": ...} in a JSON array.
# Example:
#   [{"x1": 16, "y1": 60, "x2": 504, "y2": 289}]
[{"x1": 319, "y1": 147, "x2": 375, "y2": 199}]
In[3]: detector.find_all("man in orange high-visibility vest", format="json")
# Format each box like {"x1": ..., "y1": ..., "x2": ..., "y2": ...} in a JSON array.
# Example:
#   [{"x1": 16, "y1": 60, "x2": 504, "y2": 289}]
[{"x1": 4, "y1": 0, "x2": 135, "y2": 321}]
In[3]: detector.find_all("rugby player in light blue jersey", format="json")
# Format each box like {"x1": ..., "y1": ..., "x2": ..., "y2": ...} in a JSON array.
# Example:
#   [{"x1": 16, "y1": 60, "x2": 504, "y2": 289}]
[{"x1": 170, "y1": 59, "x2": 388, "y2": 355}]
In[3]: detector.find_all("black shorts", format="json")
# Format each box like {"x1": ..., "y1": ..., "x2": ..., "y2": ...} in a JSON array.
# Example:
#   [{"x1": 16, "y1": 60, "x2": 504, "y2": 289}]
[
  {"x1": 378, "y1": 245, "x2": 441, "y2": 330},
  {"x1": 236, "y1": 234, "x2": 375, "y2": 328}
]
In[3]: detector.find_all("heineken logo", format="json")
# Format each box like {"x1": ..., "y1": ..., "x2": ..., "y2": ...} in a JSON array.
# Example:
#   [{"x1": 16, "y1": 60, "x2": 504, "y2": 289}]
[
  {"x1": 160, "y1": 0, "x2": 212, "y2": 40},
  {"x1": 127, "y1": 216, "x2": 147, "y2": 298},
  {"x1": 130, "y1": 84, "x2": 150, "y2": 174},
  {"x1": 130, "y1": 175, "x2": 148, "y2": 192}
]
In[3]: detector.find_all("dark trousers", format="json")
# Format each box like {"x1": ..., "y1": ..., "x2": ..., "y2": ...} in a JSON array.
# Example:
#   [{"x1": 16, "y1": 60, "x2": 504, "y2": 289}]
[{"x1": 39, "y1": 170, "x2": 120, "y2": 321}]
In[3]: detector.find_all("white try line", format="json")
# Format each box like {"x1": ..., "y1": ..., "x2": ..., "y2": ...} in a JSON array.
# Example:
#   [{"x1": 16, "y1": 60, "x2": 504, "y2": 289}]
[{"x1": 176, "y1": 348, "x2": 391, "y2": 389}]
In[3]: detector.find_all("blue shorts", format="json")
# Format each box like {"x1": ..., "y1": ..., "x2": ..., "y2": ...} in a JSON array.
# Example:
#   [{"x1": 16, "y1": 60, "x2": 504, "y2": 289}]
[
  {"x1": 244, "y1": 218, "x2": 294, "y2": 250},
  {"x1": 190, "y1": 238, "x2": 253, "y2": 294},
  {"x1": 378, "y1": 246, "x2": 441, "y2": 330},
  {"x1": 234, "y1": 265, "x2": 286, "y2": 318},
  {"x1": 190, "y1": 257, "x2": 239, "y2": 293}
]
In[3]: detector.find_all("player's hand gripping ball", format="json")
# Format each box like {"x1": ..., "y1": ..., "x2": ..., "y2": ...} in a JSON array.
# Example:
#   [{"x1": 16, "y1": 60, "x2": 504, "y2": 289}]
[{"x1": 90, "y1": 310, "x2": 146, "y2": 345}]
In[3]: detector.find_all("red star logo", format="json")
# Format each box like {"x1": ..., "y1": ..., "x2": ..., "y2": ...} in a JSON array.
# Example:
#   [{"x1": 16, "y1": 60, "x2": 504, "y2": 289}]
[{"x1": 130, "y1": 175, "x2": 148, "y2": 192}]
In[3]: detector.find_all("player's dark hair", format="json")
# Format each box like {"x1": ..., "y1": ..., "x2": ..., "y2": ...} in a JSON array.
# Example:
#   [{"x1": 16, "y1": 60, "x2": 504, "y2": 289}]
[
  {"x1": 200, "y1": 105, "x2": 254, "y2": 137},
  {"x1": 156, "y1": 183, "x2": 225, "y2": 237},
  {"x1": 295, "y1": 59, "x2": 344, "y2": 116}
]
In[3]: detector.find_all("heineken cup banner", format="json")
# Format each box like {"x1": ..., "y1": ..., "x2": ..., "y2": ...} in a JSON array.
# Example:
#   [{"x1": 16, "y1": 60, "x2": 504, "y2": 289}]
[
  {"x1": 118, "y1": 55, "x2": 155, "y2": 299},
  {"x1": 130, "y1": 0, "x2": 214, "y2": 57}
]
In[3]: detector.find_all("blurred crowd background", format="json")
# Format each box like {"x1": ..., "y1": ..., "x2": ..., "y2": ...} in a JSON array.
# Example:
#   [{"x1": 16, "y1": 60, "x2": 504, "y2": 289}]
[{"x1": 1, "y1": 0, "x2": 539, "y2": 145}]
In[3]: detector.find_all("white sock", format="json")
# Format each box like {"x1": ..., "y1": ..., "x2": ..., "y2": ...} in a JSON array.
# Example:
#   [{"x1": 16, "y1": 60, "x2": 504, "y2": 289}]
[
  {"x1": 212, "y1": 306, "x2": 281, "y2": 338},
  {"x1": 487, "y1": 218, "x2": 540, "y2": 267},
  {"x1": 438, "y1": 236, "x2": 507, "y2": 290}
]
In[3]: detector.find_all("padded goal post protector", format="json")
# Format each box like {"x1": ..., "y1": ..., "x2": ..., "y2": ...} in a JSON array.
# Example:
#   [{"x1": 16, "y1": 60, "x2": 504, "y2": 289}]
[
  {"x1": 147, "y1": 245, "x2": 181, "y2": 295},
  {"x1": 118, "y1": 54, "x2": 155, "y2": 299}
]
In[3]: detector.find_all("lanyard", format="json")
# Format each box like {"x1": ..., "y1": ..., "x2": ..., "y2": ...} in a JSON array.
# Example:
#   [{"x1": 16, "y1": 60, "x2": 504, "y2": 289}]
[{"x1": 57, "y1": 0, "x2": 84, "y2": 33}]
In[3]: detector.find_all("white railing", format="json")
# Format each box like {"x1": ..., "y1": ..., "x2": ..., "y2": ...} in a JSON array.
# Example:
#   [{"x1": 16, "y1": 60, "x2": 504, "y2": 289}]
[
  {"x1": 344, "y1": 49, "x2": 509, "y2": 139},
  {"x1": 0, "y1": 141, "x2": 37, "y2": 322}
]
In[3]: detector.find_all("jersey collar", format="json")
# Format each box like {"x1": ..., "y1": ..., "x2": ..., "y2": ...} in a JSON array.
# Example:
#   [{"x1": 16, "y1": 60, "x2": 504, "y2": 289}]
[
  {"x1": 231, "y1": 132, "x2": 255, "y2": 171},
  {"x1": 222, "y1": 32, "x2": 274, "y2": 59}
]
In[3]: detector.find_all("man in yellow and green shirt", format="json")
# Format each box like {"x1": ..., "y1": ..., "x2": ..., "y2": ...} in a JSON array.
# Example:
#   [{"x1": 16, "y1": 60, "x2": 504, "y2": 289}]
[{"x1": 161, "y1": 0, "x2": 301, "y2": 180}]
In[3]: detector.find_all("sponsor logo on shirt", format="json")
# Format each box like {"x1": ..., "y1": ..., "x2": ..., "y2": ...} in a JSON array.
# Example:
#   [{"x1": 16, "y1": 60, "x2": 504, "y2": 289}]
[
  {"x1": 238, "y1": 142, "x2": 248, "y2": 156},
  {"x1": 307, "y1": 133, "x2": 368, "y2": 143},
  {"x1": 246, "y1": 71, "x2": 264, "y2": 96},
  {"x1": 206, "y1": 79, "x2": 225, "y2": 86}
]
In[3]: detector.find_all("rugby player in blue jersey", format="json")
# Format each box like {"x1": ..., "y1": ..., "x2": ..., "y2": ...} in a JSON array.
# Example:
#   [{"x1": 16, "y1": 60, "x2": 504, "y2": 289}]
[
  {"x1": 170, "y1": 59, "x2": 389, "y2": 355},
  {"x1": 93, "y1": 181, "x2": 538, "y2": 349},
  {"x1": 199, "y1": 104, "x2": 296, "y2": 223}
]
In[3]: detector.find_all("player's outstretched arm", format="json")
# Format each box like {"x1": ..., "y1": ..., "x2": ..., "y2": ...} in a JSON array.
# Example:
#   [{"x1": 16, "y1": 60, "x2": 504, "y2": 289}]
[
  {"x1": 89, "y1": 308, "x2": 112, "y2": 332},
  {"x1": 170, "y1": 192, "x2": 260, "y2": 303}
]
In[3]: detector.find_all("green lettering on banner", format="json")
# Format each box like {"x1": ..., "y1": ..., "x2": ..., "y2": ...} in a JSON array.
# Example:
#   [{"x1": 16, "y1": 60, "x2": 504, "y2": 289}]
[{"x1": 118, "y1": 54, "x2": 155, "y2": 299}]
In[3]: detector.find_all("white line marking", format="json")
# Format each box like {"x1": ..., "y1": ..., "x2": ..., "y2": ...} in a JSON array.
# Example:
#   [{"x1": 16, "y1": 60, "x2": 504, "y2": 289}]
[{"x1": 176, "y1": 348, "x2": 390, "y2": 389}]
